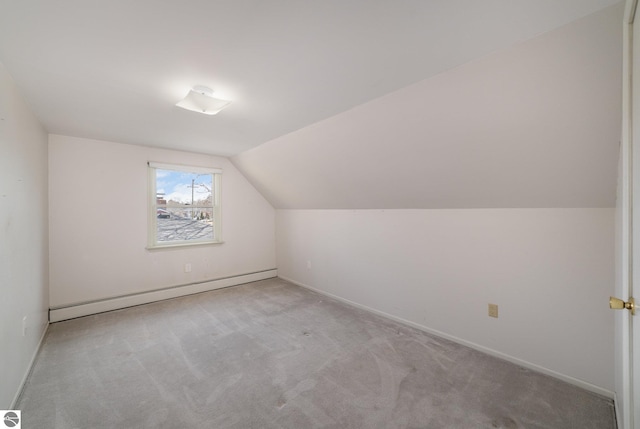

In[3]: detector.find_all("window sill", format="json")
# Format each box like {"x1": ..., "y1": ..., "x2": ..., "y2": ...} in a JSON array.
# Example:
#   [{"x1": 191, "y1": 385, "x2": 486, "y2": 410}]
[{"x1": 146, "y1": 240, "x2": 225, "y2": 251}]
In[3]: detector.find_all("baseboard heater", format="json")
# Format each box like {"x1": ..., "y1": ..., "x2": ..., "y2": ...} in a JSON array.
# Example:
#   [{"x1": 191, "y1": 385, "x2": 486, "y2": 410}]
[{"x1": 49, "y1": 269, "x2": 278, "y2": 322}]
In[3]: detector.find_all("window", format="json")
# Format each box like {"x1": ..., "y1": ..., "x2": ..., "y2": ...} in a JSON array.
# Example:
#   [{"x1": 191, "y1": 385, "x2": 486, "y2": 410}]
[{"x1": 147, "y1": 162, "x2": 222, "y2": 248}]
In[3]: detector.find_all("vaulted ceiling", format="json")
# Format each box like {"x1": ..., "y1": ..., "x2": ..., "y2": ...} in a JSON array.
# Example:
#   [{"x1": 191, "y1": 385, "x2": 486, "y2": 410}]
[
  {"x1": 0, "y1": 0, "x2": 623, "y2": 209},
  {"x1": 232, "y1": 4, "x2": 623, "y2": 209}
]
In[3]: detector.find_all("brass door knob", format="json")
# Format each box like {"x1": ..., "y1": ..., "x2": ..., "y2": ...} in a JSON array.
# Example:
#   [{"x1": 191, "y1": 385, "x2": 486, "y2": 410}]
[{"x1": 610, "y1": 296, "x2": 636, "y2": 315}]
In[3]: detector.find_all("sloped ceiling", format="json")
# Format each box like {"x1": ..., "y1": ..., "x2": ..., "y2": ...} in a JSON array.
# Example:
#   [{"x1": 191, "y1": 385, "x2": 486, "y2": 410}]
[
  {"x1": 0, "y1": 0, "x2": 621, "y2": 157},
  {"x1": 231, "y1": 4, "x2": 622, "y2": 209}
]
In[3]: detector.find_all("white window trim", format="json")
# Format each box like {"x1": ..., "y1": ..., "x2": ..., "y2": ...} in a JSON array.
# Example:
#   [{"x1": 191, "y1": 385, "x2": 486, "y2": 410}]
[{"x1": 147, "y1": 162, "x2": 223, "y2": 249}]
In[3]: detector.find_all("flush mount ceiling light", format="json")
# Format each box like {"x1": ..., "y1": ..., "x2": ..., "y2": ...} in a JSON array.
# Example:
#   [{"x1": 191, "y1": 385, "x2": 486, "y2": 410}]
[{"x1": 175, "y1": 85, "x2": 231, "y2": 115}]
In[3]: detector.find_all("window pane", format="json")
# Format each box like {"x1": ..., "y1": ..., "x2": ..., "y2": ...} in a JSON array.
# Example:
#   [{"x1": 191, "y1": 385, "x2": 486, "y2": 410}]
[
  {"x1": 156, "y1": 215, "x2": 214, "y2": 242},
  {"x1": 155, "y1": 169, "x2": 215, "y2": 243}
]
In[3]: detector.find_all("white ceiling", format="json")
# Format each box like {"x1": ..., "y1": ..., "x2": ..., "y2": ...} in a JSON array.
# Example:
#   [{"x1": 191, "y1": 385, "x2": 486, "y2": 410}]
[
  {"x1": 0, "y1": 0, "x2": 621, "y2": 157},
  {"x1": 232, "y1": 4, "x2": 622, "y2": 209}
]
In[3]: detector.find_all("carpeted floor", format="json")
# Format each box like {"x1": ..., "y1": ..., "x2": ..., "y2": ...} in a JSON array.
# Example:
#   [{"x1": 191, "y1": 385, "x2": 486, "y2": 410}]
[{"x1": 17, "y1": 278, "x2": 615, "y2": 428}]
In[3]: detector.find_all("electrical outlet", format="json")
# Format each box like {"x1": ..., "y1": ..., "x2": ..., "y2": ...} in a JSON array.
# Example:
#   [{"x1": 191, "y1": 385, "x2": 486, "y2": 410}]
[
  {"x1": 488, "y1": 304, "x2": 498, "y2": 318},
  {"x1": 184, "y1": 263, "x2": 192, "y2": 273}
]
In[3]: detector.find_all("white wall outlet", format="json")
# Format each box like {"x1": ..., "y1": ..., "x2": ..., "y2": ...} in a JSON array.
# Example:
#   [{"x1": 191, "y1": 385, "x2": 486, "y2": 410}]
[
  {"x1": 22, "y1": 316, "x2": 27, "y2": 336},
  {"x1": 184, "y1": 263, "x2": 192, "y2": 273},
  {"x1": 488, "y1": 304, "x2": 498, "y2": 318},
  {"x1": 306, "y1": 260, "x2": 311, "y2": 269}
]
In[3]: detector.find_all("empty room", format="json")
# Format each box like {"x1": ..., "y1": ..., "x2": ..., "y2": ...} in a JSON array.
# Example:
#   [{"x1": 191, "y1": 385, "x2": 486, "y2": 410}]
[{"x1": 1, "y1": 0, "x2": 638, "y2": 428}]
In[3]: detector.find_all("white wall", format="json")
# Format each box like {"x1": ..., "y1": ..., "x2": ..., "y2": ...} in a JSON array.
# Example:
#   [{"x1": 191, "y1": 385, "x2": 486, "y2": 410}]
[
  {"x1": 0, "y1": 63, "x2": 49, "y2": 407},
  {"x1": 277, "y1": 208, "x2": 615, "y2": 393},
  {"x1": 49, "y1": 135, "x2": 275, "y2": 308}
]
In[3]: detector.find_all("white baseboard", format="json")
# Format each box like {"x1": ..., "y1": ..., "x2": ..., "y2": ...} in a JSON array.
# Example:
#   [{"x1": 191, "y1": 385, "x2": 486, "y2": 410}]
[
  {"x1": 11, "y1": 321, "x2": 49, "y2": 409},
  {"x1": 613, "y1": 392, "x2": 620, "y2": 429},
  {"x1": 280, "y1": 275, "x2": 615, "y2": 400},
  {"x1": 50, "y1": 269, "x2": 277, "y2": 322}
]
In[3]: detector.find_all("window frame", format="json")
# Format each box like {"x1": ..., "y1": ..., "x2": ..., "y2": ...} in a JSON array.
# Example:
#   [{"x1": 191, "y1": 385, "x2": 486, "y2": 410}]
[{"x1": 147, "y1": 161, "x2": 223, "y2": 249}]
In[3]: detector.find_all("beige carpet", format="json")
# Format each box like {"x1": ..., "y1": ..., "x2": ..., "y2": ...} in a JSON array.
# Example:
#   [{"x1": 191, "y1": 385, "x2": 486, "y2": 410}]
[{"x1": 17, "y1": 278, "x2": 615, "y2": 428}]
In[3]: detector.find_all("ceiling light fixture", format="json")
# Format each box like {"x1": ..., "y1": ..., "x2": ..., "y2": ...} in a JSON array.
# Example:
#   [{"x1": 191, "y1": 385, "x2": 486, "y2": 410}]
[{"x1": 175, "y1": 85, "x2": 231, "y2": 115}]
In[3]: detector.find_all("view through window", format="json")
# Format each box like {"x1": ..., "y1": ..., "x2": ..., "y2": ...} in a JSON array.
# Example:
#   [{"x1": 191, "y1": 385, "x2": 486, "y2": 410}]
[{"x1": 148, "y1": 163, "x2": 221, "y2": 247}]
